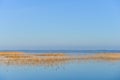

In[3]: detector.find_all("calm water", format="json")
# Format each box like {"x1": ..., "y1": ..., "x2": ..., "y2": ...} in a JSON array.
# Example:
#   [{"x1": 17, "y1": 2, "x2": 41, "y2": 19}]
[
  {"x1": 1, "y1": 50, "x2": 120, "y2": 54},
  {"x1": 0, "y1": 50, "x2": 120, "y2": 80}
]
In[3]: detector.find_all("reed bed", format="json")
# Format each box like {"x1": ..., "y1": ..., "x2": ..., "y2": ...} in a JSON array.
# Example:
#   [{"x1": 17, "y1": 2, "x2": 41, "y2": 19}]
[{"x1": 0, "y1": 52, "x2": 120, "y2": 66}]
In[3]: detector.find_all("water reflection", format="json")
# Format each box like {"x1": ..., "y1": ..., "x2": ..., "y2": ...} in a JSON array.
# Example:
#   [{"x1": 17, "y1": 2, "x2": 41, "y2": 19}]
[
  {"x1": 0, "y1": 52, "x2": 120, "y2": 67},
  {"x1": 0, "y1": 52, "x2": 120, "y2": 80}
]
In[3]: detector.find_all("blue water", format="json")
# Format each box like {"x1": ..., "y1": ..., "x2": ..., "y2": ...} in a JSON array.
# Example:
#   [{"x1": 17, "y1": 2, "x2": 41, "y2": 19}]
[
  {"x1": 1, "y1": 50, "x2": 120, "y2": 54},
  {"x1": 0, "y1": 50, "x2": 120, "y2": 80}
]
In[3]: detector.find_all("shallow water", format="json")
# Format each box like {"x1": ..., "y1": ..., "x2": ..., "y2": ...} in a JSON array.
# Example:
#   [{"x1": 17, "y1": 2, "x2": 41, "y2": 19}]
[
  {"x1": 0, "y1": 61, "x2": 120, "y2": 80},
  {"x1": 0, "y1": 50, "x2": 120, "y2": 80}
]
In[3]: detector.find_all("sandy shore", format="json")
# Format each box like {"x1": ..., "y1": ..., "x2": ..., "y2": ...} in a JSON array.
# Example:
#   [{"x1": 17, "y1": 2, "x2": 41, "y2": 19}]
[{"x1": 0, "y1": 52, "x2": 120, "y2": 66}]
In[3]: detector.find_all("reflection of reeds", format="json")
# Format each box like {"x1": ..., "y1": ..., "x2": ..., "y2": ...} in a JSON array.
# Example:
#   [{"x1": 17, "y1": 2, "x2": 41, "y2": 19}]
[
  {"x1": 0, "y1": 52, "x2": 71, "y2": 66},
  {"x1": 0, "y1": 52, "x2": 120, "y2": 66}
]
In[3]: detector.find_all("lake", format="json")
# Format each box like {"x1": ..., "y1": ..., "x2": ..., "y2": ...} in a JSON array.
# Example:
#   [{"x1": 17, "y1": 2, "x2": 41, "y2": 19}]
[{"x1": 0, "y1": 50, "x2": 120, "y2": 80}]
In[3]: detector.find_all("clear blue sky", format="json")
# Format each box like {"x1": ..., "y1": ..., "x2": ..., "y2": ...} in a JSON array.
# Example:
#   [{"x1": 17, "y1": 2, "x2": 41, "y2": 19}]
[{"x1": 0, "y1": 0, "x2": 120, "y2": 50}]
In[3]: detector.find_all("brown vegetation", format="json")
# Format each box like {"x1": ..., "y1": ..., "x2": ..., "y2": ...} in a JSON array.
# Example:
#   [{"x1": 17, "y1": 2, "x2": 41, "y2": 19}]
[{"x1": 0, "y1": 52, "x2": 120, "y2": 66}]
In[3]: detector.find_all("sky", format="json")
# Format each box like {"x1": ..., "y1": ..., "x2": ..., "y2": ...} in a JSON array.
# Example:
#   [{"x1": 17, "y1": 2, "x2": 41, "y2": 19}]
[{"x1": 0, "y1": 0, "x2": 120, "y2": 50}]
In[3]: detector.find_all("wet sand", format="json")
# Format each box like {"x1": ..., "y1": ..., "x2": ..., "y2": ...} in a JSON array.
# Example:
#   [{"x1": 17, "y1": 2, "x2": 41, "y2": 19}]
[{"x1": 0, "y1": 52, "x2": 120, "y2": 66}]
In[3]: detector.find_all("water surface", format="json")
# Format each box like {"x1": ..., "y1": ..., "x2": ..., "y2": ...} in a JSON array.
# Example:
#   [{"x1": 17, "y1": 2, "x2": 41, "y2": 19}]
[{"x1": 0, "y1": 50, "x2": 120, "y2": 80}]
